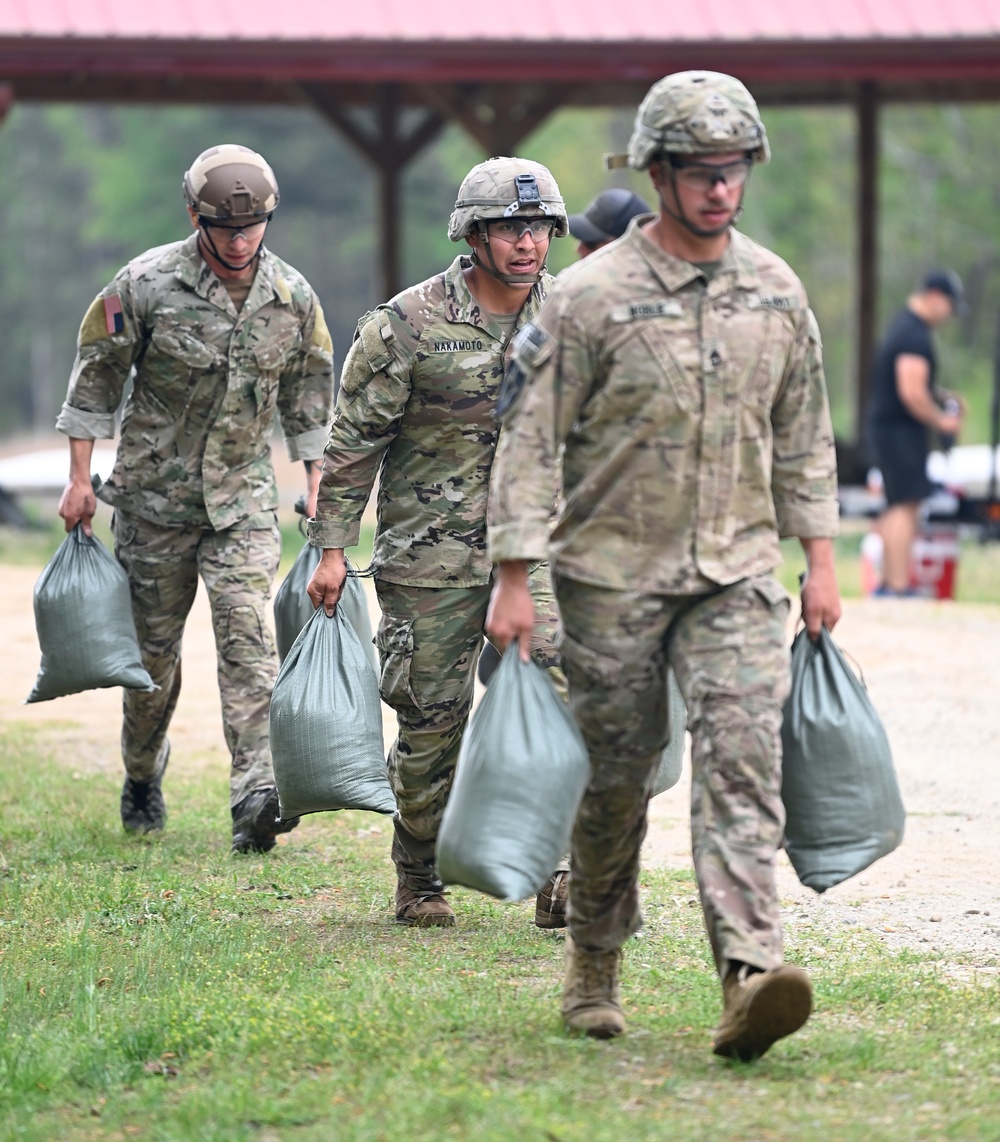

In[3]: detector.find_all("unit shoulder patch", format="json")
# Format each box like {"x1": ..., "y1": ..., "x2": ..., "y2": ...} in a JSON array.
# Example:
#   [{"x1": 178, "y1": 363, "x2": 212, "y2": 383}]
[
  {"x1": 356, "y1": 308, "x2": 396, "y2": 374},
  {"x1": 509, "y1": 322, "x2": 554, "y2": 368}
]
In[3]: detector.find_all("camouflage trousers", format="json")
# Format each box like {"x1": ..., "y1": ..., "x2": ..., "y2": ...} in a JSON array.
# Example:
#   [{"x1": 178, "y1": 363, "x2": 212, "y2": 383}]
[
  {"x1": 113, "y1": 510, "x2": 282, "y2": 808},
  {"x1": 374, "y1": 566, "x2": 563, "y2": 881},
  {"x1": 554, "y1": 572, "x2": 792, "y2": 979}
]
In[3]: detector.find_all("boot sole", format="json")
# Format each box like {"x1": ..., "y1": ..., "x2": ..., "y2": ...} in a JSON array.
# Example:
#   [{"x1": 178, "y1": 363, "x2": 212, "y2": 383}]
[
  {"x1": 121, "y1": 809, "x2": 167, "y2": 834},
  {"x1": 713, "y1": 967, "x2": 812, "y2": 1061},
  {"x1": 563, "y1": 1007, "x2": 625, "y2": 1040},
  {"x1": 395, "y1": 911, "x2": 456, "y2": 928},
  {"x1": 122, "y1": 819, "x2": 165, "y2": 835},
  {"x1": 232, "y1": 831, "x2": 299, "y2": 854},
  {"x1": 232, "y1": 821, "x2": 299, "y2": 854},
  {"x1": 534, "y1": 910, "x2": 567, "y2": 930}
]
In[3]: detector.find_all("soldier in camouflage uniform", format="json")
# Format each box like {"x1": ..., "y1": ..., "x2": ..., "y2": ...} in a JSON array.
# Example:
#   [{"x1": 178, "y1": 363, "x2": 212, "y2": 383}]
[
  {"x1": 486, "y1": 73, "x2": 842, "y2": 1058},
  {"x1": 57, "y1": 144, "x2": 334, "y2": 853},
  {"x1": 307, "y1": 158, "x2": 569, "y2": 928}
]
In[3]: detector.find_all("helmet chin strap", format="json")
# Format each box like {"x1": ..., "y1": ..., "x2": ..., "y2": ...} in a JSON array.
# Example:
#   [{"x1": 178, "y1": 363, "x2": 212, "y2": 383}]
[
  {"x1": 472, "y1": 234, "x2": 545, "y2": 286},
  {"x1": 658, "y1": 168, "x2": 750, "y2": 239},
  {"x1": 197, "y1": 219, "x2": 269, "y2": 273}
]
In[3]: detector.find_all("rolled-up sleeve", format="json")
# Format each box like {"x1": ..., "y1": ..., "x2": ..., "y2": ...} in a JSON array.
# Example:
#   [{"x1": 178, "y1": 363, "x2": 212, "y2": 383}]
[
  {"x1": 56, "y1": 275, "x2": 142, "y2": 439},
  {"x1": 54, "y1": 404, "x2": 117, "y2": 439}
]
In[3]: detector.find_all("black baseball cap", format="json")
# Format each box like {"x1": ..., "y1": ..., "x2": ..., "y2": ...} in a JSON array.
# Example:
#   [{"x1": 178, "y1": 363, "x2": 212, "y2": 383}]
[
  {"x1": 568, "y1": 188, "x2": 650, "y2": 245},
  {"x1": 921, "y1": 269, "x2": 966, "y2": 313}
]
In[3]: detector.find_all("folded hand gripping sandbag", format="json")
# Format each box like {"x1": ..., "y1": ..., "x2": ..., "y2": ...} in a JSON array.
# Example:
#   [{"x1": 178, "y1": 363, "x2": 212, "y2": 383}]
[
  {"x1": 26, "y1": 524, "x2": 155, "y2": 703},
  {"x1": 269, "y1": 605, "x2": 394, "y2": 820},
  {"x1": 273, "y1": 546, "x2": 376, "y2": 670},
  {"x1": 780, "y1": 627, "x2": 905, "y2": 893},
  {"x1": 649, "y1": 668, "x2": 687, "y2": 797},
  {"x1": 436, "y1": 646, "x2": 591, "y2": 902}
]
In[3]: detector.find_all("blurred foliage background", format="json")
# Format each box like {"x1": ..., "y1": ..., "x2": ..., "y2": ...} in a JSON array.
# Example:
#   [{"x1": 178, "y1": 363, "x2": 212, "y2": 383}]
[{"x1": 0, "y1": 99, "x2": 998, "y2": 447}]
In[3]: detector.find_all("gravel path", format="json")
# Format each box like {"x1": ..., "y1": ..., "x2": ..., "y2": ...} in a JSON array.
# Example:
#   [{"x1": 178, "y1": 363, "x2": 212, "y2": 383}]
[{"x1": 4, "y1": 563, "x2": 998, "y2": 969}]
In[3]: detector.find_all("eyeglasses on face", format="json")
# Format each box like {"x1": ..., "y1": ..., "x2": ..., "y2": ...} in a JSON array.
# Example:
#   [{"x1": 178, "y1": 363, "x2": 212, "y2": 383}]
[
  {"x1": 666, "y1": 157, "x2": 752, "y2": 191},
  {"x1": 199, "y1": 217, "x2": 269, "y2": 241},
  {"x1": 486, "y1": 218, "x2": 556, "y2": 242}
]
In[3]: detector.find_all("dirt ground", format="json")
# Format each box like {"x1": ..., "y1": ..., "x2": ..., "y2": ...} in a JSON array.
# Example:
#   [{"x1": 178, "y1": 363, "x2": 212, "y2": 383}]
[
  {"x1": 647, "y1": 599, "x2": 1000, "y2": 975},
  {"x1": 4, "y1": 558, "x2": 998, "y2": 972}
]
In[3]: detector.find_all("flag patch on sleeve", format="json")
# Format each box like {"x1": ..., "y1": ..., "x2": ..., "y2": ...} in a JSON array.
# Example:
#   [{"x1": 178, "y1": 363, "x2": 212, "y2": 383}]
[{"x1": 103, "y1": 294, "x2": 124, "y2": 334}]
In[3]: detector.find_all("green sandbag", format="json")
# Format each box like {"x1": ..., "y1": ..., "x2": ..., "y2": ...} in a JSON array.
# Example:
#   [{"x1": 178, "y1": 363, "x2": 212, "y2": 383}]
[
  {"x1": 269, "y1": 605, "x2": 394, "y2": 820},
  {"x1": 26, "y1": 524, "x2": 155, "y2": 703},
  {"x1": 437, "y1": 646, "x2": 591, "y2": 902},
  {"x1": 337, "y1": 565, "x2": 376, "y2": 672},
  {"x1": 649, "y1": 668, "x2": 686, "y2": 797},
  {"x1": 780, "y1": 627, "x2": 905, "y2": 893},
  {"x1": 273, "y1": 545, "x2": 375, "y2": 669},
  {"x1": 273, "y1": 540, "x2": 319, "y2": 663}
]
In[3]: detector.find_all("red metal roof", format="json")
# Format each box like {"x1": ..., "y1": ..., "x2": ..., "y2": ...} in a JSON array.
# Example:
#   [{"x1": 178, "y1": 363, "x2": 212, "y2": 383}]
[
  {"x1": 3, "y1": 0, "x2": 1000, "y2": 42},
  {"x1": 4, "y1": 0, "x2": 1000, "y2": 98}
]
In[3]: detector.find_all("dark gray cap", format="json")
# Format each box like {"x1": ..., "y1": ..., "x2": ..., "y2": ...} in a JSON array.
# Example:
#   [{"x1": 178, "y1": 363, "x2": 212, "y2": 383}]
[
  {"x1": 568, "y1": 188, "x2": 650, "y2": 245},
  {"x1": 921, "y1": 268, "x2": 965, "y2": 312}
]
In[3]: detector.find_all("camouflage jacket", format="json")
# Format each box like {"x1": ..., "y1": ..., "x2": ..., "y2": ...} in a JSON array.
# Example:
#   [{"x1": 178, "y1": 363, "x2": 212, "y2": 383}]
[
  {"x1": 309, "y1": 255, "x2": 548, "y2": 586},
  {"x1": 56, "y1": 233, "x2": 334, "y2": 530},
  {"x1": 488, "y1": 221, "x2": 839, "y2": 592}
]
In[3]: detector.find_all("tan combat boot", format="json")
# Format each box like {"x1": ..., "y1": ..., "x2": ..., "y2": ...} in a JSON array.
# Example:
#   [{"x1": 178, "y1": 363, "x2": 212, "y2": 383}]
[
  {"x1": 394, "y1": 883, "x2": 456, "y2": 927},
  {"x1": 712, "y1": 963, "x2": 812, "y2": 1061},
  {"x1": 535, "y1": 869, "x2": 569, "y2": 929},
  {"x1": 391, "y1": 817, "x2": 455, "y2": 927},
  {"x1": 561, "y1": 934, "x2": 625, "y2": 1039}
]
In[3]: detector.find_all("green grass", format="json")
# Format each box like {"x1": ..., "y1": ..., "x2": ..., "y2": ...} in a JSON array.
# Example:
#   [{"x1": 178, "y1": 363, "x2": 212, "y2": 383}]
[{"x1": 1, "y1": 723, "x2": 999, "y2": 1141}]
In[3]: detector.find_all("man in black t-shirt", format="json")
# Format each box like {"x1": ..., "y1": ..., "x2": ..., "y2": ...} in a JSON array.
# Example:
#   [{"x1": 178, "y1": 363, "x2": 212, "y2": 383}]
[{"x1": 867, "y1": 270, "x2": 965, "y2": 595}]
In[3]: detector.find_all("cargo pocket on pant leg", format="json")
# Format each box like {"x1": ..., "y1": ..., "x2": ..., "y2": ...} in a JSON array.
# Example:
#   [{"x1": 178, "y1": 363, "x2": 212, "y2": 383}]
[
  {"x1": 375, "y1": 614, "x2": 418, "y2": 710},
  {"x1": 559, "y1": 628, "x2": 665, "y2": 782},
  {"x1": 223, "y1": 604, "x2": 269, "y2": 666},
  {"x1": 749, "y1": 574, "x2": 792, "y2": 618}
]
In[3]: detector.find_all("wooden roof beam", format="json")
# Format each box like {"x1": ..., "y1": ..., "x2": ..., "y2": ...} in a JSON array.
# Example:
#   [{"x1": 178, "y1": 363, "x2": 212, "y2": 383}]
[
  {"x1": 415, "y1": 83, "x2": 569, "y2": 156},
  {"x1": 301, "y1": 82, "x2": 446, "y2": 170},
  {"x1": 300, "y1": 82, "x2": 448, "y2": 298}
]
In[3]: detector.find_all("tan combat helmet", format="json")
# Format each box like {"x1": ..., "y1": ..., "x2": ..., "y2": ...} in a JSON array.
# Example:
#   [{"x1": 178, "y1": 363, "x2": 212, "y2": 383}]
[
  {"x1": 448, "y1": 157, "x2": 567, "y2": 285},
  {"x1": 607, "y1": 71, "x2": 770, "y2": 171},
  {"x1": 182, "y1": 144, "x2": 280, "y2": 222}
]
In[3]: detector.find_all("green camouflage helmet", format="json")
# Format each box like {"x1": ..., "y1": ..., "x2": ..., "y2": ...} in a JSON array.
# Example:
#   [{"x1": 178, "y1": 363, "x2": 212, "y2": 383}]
[
  {"x1": 182, "y1": 144, "x2": 280, "y2": 222},
  {"x1": 447, "y1": 157, "x2": 568, "y2": 241},
  {"x1": 607, "y1": 71, "x2": 770, "y2": 171}
]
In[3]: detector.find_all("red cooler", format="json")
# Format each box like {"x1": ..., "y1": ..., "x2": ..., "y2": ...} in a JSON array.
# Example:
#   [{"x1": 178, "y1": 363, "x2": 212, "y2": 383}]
[
  {"x1": 908, "y1": 526, "x2": 959, "y2": 599},
  {"x1": 859, "y1": 526, "x2": 959, "y2": 599}
]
